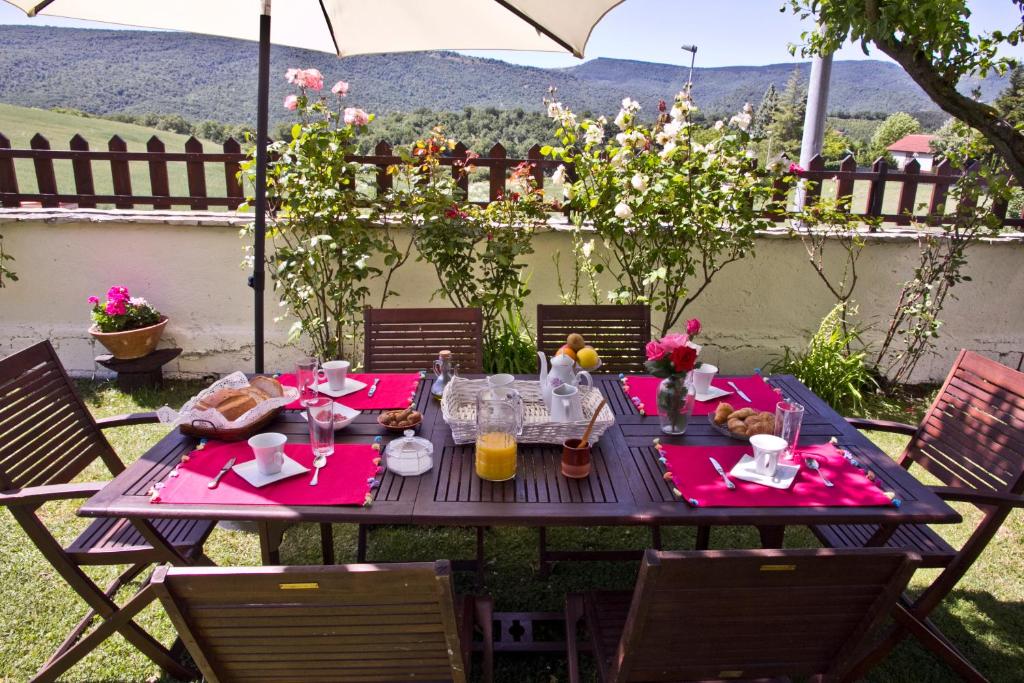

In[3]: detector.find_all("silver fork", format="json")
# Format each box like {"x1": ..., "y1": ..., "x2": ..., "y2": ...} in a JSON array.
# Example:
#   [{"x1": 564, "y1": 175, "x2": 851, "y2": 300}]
[
  {"x1": 309, "y1": 453, "x2": 327, "y2": 486},
  {"x1": 803, "y1": 458, "x2": 834, "y2": 487}
]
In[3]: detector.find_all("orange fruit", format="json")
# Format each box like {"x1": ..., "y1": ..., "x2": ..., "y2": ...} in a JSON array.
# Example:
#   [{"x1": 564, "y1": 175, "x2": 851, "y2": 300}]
[{"x1": 556, "y1": 345, "x2": 578, "y2": 361}]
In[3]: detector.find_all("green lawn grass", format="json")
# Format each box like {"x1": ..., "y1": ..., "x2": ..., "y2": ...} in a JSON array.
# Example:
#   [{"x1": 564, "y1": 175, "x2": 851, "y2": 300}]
[
  {"x1": 0, "y1": 103, "x2": 229, "y2": 208},
  {"x1": 1, "y1": 381, "x2": 1021, "y2": 682}
]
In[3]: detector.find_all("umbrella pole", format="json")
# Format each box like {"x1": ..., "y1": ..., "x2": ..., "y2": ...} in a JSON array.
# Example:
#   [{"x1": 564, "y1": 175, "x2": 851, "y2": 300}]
[{"x1": 252, "y1": 7, "x2": 271, "y2": 373}]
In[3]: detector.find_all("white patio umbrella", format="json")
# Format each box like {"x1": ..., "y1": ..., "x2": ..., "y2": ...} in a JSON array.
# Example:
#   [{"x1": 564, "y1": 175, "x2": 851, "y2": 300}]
[{"x1": 5, "y1": 0, "x2": 624, "y2": 370}]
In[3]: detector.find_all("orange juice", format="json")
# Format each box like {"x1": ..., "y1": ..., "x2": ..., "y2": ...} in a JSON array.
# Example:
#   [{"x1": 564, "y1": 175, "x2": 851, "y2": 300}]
[{"x1": 475, "y1": 431, "x2": 517, "y2": 481}]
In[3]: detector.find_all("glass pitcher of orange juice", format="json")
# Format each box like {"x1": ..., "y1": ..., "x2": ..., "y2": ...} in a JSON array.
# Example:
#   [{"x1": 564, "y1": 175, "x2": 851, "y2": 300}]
[{"x1": 475, "y1": 397, "x2": 519, "y2": 481}]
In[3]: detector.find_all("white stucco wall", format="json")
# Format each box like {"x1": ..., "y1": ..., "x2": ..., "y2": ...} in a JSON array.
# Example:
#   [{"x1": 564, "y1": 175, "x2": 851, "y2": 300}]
[{"x1": 1, "y1": 208, "x2": 1021, "y2": 383}]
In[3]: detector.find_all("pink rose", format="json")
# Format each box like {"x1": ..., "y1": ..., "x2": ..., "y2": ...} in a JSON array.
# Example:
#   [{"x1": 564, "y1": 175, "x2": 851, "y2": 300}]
[
  {"x1": 87, "y1": 295, "x2": 100, "y2": 305},
  {"x1": 299, "y1": 68, "x2": 323, "y2": 90},
  {"x1": 331, "y1": 80, "x2": 349, "y2": 96},
  {"x1": 284, "y1": 68, "x2": 301, "y2": 84},
  {"x1": 659, "y1": 332, "x2": 689, "y2": 352},
  {"x1": 686, "y1": 318, "x2": 701, "y2": 337},
  {"x1": 343, "y1": 107, "x2": 370, "y2": 126},
  {"x1": 645, "y1": 340, "x2": 667, "y2": 361},
  {"x1": 789, "y1": 162, "x2": 805, "y2": 174},
  {"x1": 284, "y1": 95, "x2": 298, "y2": 111}
]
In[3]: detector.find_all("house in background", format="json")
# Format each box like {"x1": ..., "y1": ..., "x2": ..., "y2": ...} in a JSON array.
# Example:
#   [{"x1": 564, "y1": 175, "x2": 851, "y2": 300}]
[{"x1": 887, "y1": 133, "x2": 937, "y2": 171}]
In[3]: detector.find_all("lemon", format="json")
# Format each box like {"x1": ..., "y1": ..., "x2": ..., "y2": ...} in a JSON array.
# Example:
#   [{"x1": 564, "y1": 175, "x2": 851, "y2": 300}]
[{"x1": 576, "y1": 346, "x2": 600, "y2": 369}]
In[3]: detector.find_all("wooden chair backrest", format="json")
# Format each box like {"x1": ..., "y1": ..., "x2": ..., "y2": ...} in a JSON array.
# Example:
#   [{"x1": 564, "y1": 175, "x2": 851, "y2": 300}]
[
  {"x1": 0, "y1": 341, "x2": 119, "y2": 492},
  {"x1": 364, "y1": 307, "x2": 484, "y2": 374},
  {"x1": 536, "y1": 304, "x2": 651, "y2": 373},
  {"x1": 153, "y1": 560, "x2": 468, "y2": 683},
  {"x1": 907, "y1": 349, "x2": 1024, "y2": 497},
  {"x1": 610, "y1": 548, "x2": 919, "y2": 683}
]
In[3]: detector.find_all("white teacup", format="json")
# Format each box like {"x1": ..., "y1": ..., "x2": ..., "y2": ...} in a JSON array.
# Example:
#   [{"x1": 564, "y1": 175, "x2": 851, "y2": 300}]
[
  {"x1": 487, "y1": 373, "x2": 515, "y2": 389},
  {"x1": 750, "y1": 433, "x2": 787, "y2": 477},
  {"x1": 692, "y1": 363, "x2": 718, "y2": 396},
  {"x1": 248, "y1": 432, "x2": 287, "y2": 476},
  {"x1": 319, "y1": 360, "x2": 350, "y2": 392}
]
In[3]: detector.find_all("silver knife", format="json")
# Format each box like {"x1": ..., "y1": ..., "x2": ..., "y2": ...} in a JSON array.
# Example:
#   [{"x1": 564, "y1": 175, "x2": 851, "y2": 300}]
[
  {"x1": 207, "y1": 457, "x2": 236, "y2": 489},
  {"x1": 366, "y1": 377, "x2": 381, "y2": 397},
  {"x1": 708, "y1": 457, "x2": 736, "y2": 490},
  {"x1": 728, "y1": 380, "x2": 752, "y2": 403}
]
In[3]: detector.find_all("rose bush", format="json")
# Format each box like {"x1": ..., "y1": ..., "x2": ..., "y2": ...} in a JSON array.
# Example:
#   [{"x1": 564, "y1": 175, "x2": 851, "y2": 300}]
[{"x1": 544, "y1": 88, "x2": 792, "y2": 336}]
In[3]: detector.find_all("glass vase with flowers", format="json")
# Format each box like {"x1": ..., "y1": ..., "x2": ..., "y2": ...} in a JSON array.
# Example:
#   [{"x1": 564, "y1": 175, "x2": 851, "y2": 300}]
[{"x1": 644, "y1": 318, "x2": 702, "y2": 434}]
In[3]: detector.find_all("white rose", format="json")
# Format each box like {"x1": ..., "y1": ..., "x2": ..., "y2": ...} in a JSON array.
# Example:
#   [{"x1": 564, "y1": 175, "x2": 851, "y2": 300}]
[
  {"x1": 614, "y1": 202, "x2": 633, "y2": 219},
  {"x1": 614, "y1": 109, "x2": 629, "y2": 130},
  {"x1": 631, "y1": 173, "x2": 647, "y2": 191},
  {"x1": 552, "y1": 164, "x2": 567, "y2": 186},
  {"x1": 729, "y1": 112, "x2": 752, "y2": 131},
  {"x1": 714, "y1": 120, "x2": 725, "y2": 131},
  {"x1": 659, "y1": 141, "x2": 677, "y2": 159},
  {"x1": 581, "y1": 239, "x2": 595, "y2": 258},
  {"x1": 585, "y1": 124, "x2": 604, "y2": 145}
]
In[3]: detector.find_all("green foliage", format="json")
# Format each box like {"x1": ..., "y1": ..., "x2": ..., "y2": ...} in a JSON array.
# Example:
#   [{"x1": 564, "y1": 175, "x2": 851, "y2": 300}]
[
  {"x1": 750, "y1": 84, "x2": 778, "y2": 139},
  {"x1": 0, "y1": 230, "x2": 14, "y2": 288},
  {"x1": 995, "y1": 65, "x2": 1024, "y2": 127},
  {"x1": 867, "y1": 112, "x2": 921, "y2": 163},
  {"x1": 766, "y1": 304, "x2": 877, "y2": 414},
  {"x1": 241, "y1": 77, "x2": 388, "y2": 360},
  {"x1": 821, "y1": 127, "x2": 854, "y2": 165},
  {"x1": 767, "y1": 68, "x2": 807, "y2": 155},
  {"x1": 545, "y1": 88, "x2": 792, "y2": 335}
]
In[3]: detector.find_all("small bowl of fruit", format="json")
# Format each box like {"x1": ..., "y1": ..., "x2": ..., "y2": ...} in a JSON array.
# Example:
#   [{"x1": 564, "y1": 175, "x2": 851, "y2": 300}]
[
  {"x1": 377, "y1": 406, "x2": 423, "y2": 432},
  {"x1": 556, "y1": 333, "x2": 602, "y2": 372}
]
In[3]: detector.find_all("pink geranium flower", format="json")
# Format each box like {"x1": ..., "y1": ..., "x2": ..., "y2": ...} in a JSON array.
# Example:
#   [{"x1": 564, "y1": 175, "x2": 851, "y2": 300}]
[
  {"x1": 105, "y1": 299, "x2": 126, "y2": 316},
  {"x1": 645, "y1": 340, "x2": 666, "y2": 361},
  {"x1": 284, "y1": 95, "x2": 298, "y2": 111},
  {"x1": 331, "y1": 80, "x2": 349, "y2": 96},
  {"x1": 107, "y1": 285, "x2": 129, "y2": 301},
  {"x1": 686, "y1": 318, "x2": 701, "y2": 336},
  {"x1": 88, "y1": 295, "x2": 100, "y2": 305}
]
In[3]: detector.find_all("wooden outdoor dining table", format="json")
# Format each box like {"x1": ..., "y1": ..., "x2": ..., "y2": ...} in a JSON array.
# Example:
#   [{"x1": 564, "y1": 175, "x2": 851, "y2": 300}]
[{"x1": 78, "y1": 374, "x2": 960, "y2": 566}]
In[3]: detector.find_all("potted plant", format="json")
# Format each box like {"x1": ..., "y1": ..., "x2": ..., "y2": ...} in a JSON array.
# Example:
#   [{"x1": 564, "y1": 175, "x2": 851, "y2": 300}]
[{"x1": 88, "y1": 285, "x2": 167, "y2": 359}]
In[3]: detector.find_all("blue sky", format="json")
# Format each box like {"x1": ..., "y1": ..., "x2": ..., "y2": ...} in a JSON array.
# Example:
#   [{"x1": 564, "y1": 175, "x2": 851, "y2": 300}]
[{"x1": 1, "y1": 0, "x2": 1021, "y2": 68}]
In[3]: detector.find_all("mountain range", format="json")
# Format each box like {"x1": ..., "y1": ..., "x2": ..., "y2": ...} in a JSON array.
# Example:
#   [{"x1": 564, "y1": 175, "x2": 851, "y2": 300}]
[{"x1": 0, "y1": 26, "x2": 1007, "y2": 127}]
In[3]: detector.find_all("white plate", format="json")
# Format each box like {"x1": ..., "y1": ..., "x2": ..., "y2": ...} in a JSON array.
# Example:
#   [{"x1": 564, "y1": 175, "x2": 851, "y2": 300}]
[
  {"x1": 695, "y1": 385, "x2": 733, "y2": 402},
  {"x1": 729, "y1": 454, "x2": 800, "y2": 490},
  {"x1": 300, "y1": 402, "x2": 361, "y2": 430},
  {"x1": 313, "y1": 378, "x2": 367, "y2": 398},
  {"x1": 232, "y1": 454, "x2": 310, "y2": 488}
]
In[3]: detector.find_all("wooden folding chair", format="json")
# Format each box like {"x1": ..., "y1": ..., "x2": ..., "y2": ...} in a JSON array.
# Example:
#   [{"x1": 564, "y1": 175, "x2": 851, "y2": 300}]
[
  {"x1": 536, "y1": 304, "x2": 651, "y2": 374},
  {"x1": 564, "y1": 548, "x2": 920, "y2": 683},
  {"x1": 0, "y1": 341, "x2": 215, "y2": 682},
  {"x1": 356, "y1": 307, "x2": 484, "y2": 576},
  {"x1": 363, "y1": 306, "x2": 484, "y2": 374},
  {"x1": 812, "y1": 349, "x2": 1024, "y2": 681},
  {"x1": 148, "y1": 559, "x2": 493, "y2": 682},
  {"x1": 536, "y1": 304, "x2": 656, "y2": 574}
]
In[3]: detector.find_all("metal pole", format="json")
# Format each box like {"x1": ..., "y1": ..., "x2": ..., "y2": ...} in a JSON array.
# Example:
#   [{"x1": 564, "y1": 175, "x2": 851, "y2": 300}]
[
  {"x1": 795, "y1": 50, "x2": 833, "y2": 210},
  {"x1": 681, "y1": 44, "x2": 697, "y2": 88},
  {"x1": 252, "y1": 3, "x2": 271, "y2": 373}
]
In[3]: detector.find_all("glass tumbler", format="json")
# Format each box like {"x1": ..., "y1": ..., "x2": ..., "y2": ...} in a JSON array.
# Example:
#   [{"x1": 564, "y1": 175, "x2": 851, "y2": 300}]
[
  {"x1": 306, "y1": 396, "x2": 335, "y2": 458},
  {"x1": 774, "y1": 400, "x2": 805, "y2": 461},
  {"x1": 296, "y1": 356, "x2": 319, "y2": 407}
]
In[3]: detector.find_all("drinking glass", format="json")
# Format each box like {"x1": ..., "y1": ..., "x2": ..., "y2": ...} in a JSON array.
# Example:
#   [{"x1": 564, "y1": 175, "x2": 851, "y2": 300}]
[
  {"x1": 296, "y1": 356, "x2": 319, "y2": 407},
  {"x1": 774, "y1": 400, "x2": 805, "y2": 461},
  {"x1": 306, "y1": 397, "x2": 335, "y2": 458}
]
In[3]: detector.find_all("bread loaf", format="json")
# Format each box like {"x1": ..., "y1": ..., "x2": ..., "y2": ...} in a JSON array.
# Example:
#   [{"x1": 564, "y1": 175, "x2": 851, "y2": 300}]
[
  {"x1": 249, "y1": 375, "x2": 284, "y2": 398},
  {"x1": 195, "y1": 386, "x2": 271, "y2": 422}
]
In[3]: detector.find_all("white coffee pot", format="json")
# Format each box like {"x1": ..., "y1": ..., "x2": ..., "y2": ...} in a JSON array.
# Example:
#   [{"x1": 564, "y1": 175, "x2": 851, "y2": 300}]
[{"x1": 537, "y1": 351, "x2": 593, "y2": 410}]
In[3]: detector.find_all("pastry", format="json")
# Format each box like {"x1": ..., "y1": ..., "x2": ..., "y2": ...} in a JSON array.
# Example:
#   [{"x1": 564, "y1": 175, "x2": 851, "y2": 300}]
[
  {"x1": 731, "y1": 407, "x2": 756, "y2": 420},
  {"x1": 727, "y1": 417, "x2": 748, "y2": 435},
  {"x1": 713, "y1": 402, "x2": 734, "y2": 425}
]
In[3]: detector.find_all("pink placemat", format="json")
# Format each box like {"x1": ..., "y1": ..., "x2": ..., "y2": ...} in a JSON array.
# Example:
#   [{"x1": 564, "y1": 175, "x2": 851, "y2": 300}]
[
  {"x1": 278, "y1": 372, "x2": 421, "y2": 410},
  {"x1": 656, "y1": 441, "x2": 896, "y2": 508},
  {"x1": 151, "y1": 441, "x2": 381, "y2": 507},
  {"x1": 620, "y1": 374, "x2": 782, "y2": 416}
]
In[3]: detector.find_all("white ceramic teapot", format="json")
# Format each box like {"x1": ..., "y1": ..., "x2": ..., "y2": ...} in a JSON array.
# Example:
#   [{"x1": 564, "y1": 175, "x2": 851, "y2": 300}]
[{"x1": 538, "y1": 351, "x2": 593, "y2": 410}]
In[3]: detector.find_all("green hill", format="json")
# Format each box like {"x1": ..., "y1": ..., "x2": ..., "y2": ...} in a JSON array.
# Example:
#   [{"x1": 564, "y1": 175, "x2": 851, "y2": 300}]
[
  {"x1": 0, "y1": 25, "x2": 1007, "y2": 128},
  {"x1": 0, "y1": 103, "x2": 225, "y2": 205}
]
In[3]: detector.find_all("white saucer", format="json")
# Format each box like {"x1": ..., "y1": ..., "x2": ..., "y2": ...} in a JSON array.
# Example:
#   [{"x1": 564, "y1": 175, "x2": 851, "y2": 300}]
[
  {"x1": 695, "y1": 385, "x2": 732, "y2": 402},
  {"x1": 729, "y1": 454, "x2": 800, "y2": 490},
  {"x1": 313, "y1": 378, "x2": 367, "y2": 398},
  {"x1": 232, "y1": 454, "x2": 310, "y2": 488},
  {"x1": 300, "y1": 402, "x2": 361, "y2": 430}
]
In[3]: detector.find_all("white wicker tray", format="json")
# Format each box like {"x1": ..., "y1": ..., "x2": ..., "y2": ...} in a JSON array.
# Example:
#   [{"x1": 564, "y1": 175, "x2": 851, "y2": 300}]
[{"x1": 441, "y1": 377, "x2": 614, "y2": 444}]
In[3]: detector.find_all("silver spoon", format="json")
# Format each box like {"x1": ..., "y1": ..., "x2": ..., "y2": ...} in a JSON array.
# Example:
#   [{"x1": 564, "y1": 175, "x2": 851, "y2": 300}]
[
  {"x1": 309, "y1": 453, "x2": 327, "y2": 486},
  {"x1": 804, "y1": 458, "x2": 834, "y2": 487}
]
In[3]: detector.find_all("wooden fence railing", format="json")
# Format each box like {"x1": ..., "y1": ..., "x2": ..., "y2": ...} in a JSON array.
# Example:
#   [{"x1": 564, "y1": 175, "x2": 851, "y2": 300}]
[{"x1": 1, "y1": 133, "x2": 1020, "y2": 228}]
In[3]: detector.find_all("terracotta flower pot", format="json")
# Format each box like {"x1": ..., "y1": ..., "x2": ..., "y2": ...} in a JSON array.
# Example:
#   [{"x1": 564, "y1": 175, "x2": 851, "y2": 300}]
[{"x1": 90, "y1": 317, "x2": 168, "y2": 360}]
